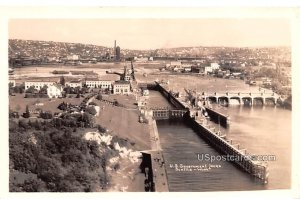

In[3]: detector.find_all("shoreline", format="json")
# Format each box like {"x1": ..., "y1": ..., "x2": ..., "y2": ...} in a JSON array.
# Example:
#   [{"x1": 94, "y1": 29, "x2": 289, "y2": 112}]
[{"x1": 144, "y1": 117, "x2": 169, "y2": 192}]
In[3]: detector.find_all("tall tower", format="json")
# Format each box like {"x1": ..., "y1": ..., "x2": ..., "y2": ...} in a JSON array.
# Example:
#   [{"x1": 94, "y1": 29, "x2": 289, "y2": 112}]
[
  {"x1": 116, "y1": 46, "x2": 121, "y2": 61},
  {"x1": 114, "y1": 40, "x2": 116, "y2": 59}
]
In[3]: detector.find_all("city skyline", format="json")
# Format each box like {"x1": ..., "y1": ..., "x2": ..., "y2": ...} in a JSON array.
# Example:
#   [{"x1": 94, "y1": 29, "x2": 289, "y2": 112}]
[{"x1": 9, "y1": 19, "x2": 291, "y2": 50}]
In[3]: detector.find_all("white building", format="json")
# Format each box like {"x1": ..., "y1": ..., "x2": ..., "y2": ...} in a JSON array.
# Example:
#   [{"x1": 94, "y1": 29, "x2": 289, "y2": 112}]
[
  {"x1": 113, "y1": 81, "x2": 131, "y2": 95},
  {"x1": 135, "y1": 57, "x2": 149, "y2": 62},
  {"x1": 210, "y1": 63, "x2": 220, "y2": 70},
  {"x1": 205, "y1": 66, "x2": 213, "y2": 74},
  {"x1": 67, "y1": 54, "x2": 79, "y2": 60},
  {"x1": 183, "y1": 66, "x2": 192, "y2": 72},
  {"x1": 85, "y1": 78, "x2": 113, "y2": 89},
  {"x1": 170, "y1": 61, "x2": 182, "y2": 67},
  {"x1": 124, "y1": 74, "x2": 131, "y2": 81},
  {"x1": 47, "y1": 84, "x2": 63, "y2": 98},
  {"x1": 25, "y1": 80, "x2": 55, "y2": 90},
  {"x1": 66, "y1": 80, "x2": 82, "y2": 88},
  {"x1": 142, "y1": 89, "x2": 149, "y2": 96}
]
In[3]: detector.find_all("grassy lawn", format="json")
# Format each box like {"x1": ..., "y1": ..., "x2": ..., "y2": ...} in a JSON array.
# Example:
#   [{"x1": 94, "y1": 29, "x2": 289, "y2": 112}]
[
  {"x1": 9, "y1": 93, "x2": 83, "y2": 113},
  {"x1": 94, "y1": 99, "x2": 150, "y2": 151},
  {"x1": 102, "y1": 94, "x2": 138, "y2": 109}
]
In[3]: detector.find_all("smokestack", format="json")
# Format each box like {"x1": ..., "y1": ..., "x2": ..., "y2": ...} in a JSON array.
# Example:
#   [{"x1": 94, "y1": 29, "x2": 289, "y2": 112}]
[{"x1": 114, "y1": 40, "x2": 117, "y2": 60}]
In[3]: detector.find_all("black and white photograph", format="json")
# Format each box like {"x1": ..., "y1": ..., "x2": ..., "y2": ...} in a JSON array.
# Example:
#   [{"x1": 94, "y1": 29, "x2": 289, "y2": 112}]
[{"x1": 1, "y1": 6, "x2": 299, "y2": 197}]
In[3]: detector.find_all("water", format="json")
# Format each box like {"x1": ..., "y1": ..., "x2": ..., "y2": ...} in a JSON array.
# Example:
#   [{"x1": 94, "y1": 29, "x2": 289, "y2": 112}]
[
  {"x1": 155, "y1": 99, "x2": 291, "y2": 192},
  {"x1": 12, "y1": 63, "x2": 125, "y2": 79}
]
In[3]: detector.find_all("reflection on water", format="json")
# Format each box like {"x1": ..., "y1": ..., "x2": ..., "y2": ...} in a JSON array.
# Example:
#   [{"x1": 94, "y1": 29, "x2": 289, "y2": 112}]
[{"x1": 157, "y1": 106, "x2": 291, "y2": 192}]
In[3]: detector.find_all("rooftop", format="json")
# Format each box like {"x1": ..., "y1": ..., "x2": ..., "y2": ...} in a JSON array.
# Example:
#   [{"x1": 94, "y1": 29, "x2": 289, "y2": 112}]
[
  {"x1": 68, "y1": 80, "x2": 82, "y2": 83},
  {"x1": 49, "y1": 83, "x2": 63, "y2": 90},
  {"x1": 25, "y1": 79, "x2": 56, "y2": 83},
  {"x1": 115, "y1": 80, "x2": 130, "y2": 85},
  {"x1": 85, "y1": 78, "x2": 100, "y2": 81}
]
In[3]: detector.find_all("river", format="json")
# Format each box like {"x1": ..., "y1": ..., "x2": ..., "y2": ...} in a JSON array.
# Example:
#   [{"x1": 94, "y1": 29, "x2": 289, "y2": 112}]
[{"x1": 149, "y1": 90, "x2": 291, "y2": 192}]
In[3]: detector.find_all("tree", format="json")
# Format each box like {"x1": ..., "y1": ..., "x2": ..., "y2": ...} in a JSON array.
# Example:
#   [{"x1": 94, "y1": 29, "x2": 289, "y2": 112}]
[
  {"x1": 23, "y1": 105, "x2": 30, "y2": 118},
  {"x1": 97, "y1": 125, "x2": 107, "y2": 133},
  {"x1": 58, "y1": 102, "x2": 67, "y2": 111},
  {"x1": 40, "y1": 111, "x2": 53, "y2": 119},
  {"x1": 39, "y1": 85, "x2": 48, "y2": 94},
  {"x1": 21, "y1": 177, "x2": 47, "y2": 192},
  {"x1": 81, "y1": 113, "x2": 94, "y2": 127},
  {"x1": 18, "y1": 119, "x2": 29, "y2": 129},
  {"x1": 60, "y1": 76, "x2": 65, "y2": 86},
  {"x1": 85, "y1": 106, "x2": 97, "y2": 115},
  {"x1": 64, "y1": 85, "x2": 71, "y2": 94},
  {"x1": 9, "y1": 82, "x2": 14, "y2": 88},
  {"x1": 25, "y1": 86, "x2": 36, "y2": 94},
  {"x1": 96, "y1": 94, "x2": 103, "y2": 100},
  {"x1": 34, "y1": 120, "x2": 42, "y2": 130},
  {"x1": 113, "y1": 100, "x2": 119, "y2": 106}
]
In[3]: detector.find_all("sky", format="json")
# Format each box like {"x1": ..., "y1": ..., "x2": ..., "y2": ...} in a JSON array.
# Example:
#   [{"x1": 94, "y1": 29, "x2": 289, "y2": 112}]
[{"x1": 9, "y1": 19, "x2": 291, "y2": 50}]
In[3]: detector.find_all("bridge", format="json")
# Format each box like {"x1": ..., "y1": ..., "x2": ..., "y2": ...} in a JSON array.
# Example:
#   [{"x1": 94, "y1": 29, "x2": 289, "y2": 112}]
[{"x1": 200, "y1": 91, "x2": 280, "y2": 105}]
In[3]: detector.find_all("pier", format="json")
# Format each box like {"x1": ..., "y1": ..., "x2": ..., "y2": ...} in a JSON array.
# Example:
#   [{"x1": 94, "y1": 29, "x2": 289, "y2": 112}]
[
  {"x1": 205, "y1": 107, "x2": 230, "y2": 128},
  {"x1": 184, "y1": 114, "x2": 268, "y2": 182},
  {"x1": 140, "y1": 118, "x2": 169, "y2": 192}
]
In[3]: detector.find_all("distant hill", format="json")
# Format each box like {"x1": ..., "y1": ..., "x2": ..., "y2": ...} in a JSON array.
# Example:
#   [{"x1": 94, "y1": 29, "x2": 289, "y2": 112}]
[
  {"x1": 9, "y1": 39, "x2": 112, "y2": 59},
  {"x1": 8, "y1": 39, "x2": 291, "y2": 62}
]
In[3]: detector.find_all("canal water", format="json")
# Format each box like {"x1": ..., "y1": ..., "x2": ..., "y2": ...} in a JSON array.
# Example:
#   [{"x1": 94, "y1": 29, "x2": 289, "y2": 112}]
[{"x1": 150, "y1": 91, "x2": 291, "y2": 192}]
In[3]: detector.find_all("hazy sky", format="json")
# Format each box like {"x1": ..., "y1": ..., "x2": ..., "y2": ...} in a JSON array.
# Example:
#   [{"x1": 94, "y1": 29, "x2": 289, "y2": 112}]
[{"x1": 9, "y1": 19, "x2": 291, "y2": 49}]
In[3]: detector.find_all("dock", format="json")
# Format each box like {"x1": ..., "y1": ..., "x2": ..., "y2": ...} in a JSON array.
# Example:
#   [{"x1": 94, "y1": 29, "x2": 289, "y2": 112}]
[
  {"x1": 140, "y1": 118, "x2": 169, "y2": 192},
  {"x1": 205, "y1": 106, "x2": 230, "y2": 128},
  {"x1": 185, "y1": 115, "x2": 268, "y2": 183}
]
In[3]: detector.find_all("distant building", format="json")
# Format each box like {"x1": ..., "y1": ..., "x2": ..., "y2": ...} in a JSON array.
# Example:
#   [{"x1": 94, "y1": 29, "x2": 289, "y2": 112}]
[
  {"x1": 67, "y1": 55, "x2": 79, "y2": 61},
  {"x1": 65, "y1": 80, "x2": 82, "y2": 88},
  {"x1": 261, "y1": 77, "x2": 272, "y2": 86},
  {"x1": 47, "y1": 84, "x2": 63, "y2": 98},
  {"x1": 205, "y1": 66, "x2": 213, "y2": 74},
  {"x1": 142, "y1": 89, "x2": 149, "y2": 96},
  {"x1": 170, "y1": 61, "x2": 182, "y2": 67},
  {"x1": 210, "y1": 63, "x2": 220, "y2": 70},
  {"x1": 183, "y1": 66, "x2": 192, "y2": 72},
  {"x1": 124, "y1": 74, "x2": 131, "y2": 81},
  {"x1": 113, "y1": 80, "x2": 131, "y2": 95},
  {"x1": 135, "y1": 57, "x2": 149, "y2": 62},
  {"x1": 85, "y1": 78, "x2": 112, "y2": 89},
  {"x1": 25, "y1": 80, "x2": 55, "y2": 90}
]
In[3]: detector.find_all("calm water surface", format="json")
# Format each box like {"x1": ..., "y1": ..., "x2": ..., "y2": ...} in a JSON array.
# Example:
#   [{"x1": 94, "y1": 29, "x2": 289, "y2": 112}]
[{"x1": 154, "y1": 91, "x2": 291, "y2": 191}]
